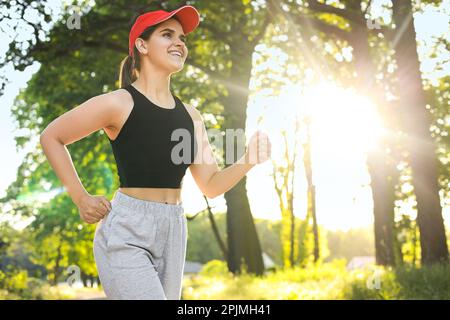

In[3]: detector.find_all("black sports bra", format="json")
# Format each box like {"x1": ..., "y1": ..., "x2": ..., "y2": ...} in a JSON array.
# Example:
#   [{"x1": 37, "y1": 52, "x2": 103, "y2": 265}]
[{"x1": 107, "y1": 84, "x2": 198, "y2": 188}]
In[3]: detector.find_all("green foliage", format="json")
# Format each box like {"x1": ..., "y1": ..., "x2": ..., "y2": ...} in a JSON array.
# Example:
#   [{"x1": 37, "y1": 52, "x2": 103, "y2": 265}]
[
  {"x1": 28, "y1": 193, "x2": 98, "y2": 284},
  {"x1": 0, "y1": 269, "x2": 66, "y2": 299},
  {"x1": 0, "y1": 269, "x2": 28, "y2": 293},
  {"x1": 0, "y1": 268, "x2": 74, "y2": 299},
  {"x1": 185, "y1": 212, "x2": 227, "y2": 263},
  {"x1": 186, "y1": 212, "x2": 378, "y2": 266},
  {"x1": 184, "y1": 260, "x2": 349, "y2": 299},
  {"x1": 199, "y1": 259, "x2": 231, "y2": 277},
  {"x1": 394, "y1": 214, "x2": 421, "y2": 266},
  {"x1": 292, "y1": 215, "x2": 330, "y2": 267},
  {"x1": 425, "y1": 76, "x2": 450, "y2": 202},
  {"x1": 344, "y1": 263, "x2": 450, "y2": 300},
  {"x1": 254, "y1": 219, "x2": 282, "y2": 265},
  {"x1": 326, "y1": 226, "x2": 375, "y2": 261},
  {"x1": 184, "y1": 260, "x2": 450, "y2": 300}
]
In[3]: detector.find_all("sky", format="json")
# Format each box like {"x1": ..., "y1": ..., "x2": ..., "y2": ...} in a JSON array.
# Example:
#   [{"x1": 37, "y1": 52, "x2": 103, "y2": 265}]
[{"x1": 0, "y1": 1, "x2": 449, "y2": 231}]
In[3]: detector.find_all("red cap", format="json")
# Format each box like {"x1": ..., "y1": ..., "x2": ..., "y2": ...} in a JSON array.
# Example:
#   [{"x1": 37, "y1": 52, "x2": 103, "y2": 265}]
[{"x1": 128, "y1": 5, "x2": 200, "y2": 57}]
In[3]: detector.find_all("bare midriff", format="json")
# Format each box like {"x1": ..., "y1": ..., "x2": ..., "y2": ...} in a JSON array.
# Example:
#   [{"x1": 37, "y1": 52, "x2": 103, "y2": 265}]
[{"x1": 118, "y1": 187, "x2": 182, "y2": 205}]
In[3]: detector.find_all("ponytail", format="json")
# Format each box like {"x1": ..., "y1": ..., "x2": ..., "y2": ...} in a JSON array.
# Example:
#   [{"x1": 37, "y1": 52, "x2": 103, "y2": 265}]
[{"x1": 119, "y1": 54, "x2": 137, "y2": 88}]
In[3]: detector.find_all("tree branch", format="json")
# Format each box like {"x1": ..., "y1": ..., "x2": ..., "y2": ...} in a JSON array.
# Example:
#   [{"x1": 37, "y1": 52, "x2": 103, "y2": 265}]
[
  {"x1": 250, "y1": 7, "x2": 274, "y2": 47},
  {"x1": 307, "y1": 0, "x2": 362, "y2": 23},
  {"x1": 269, "y1": 0, "x2": 352, "y2": 43},
  {"x1": 363, "y1": 0, "x2": 373, "y2": 16},
  {"x1": 289, "y1": 12, "x2": 353, "y2": 43},
  {"x1": 201, "y1": 21, "x2": 233, "y2": 42}
]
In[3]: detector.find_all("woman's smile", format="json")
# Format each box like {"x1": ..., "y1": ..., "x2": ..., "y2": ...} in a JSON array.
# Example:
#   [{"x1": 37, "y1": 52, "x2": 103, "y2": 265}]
[{"x1": 169, "y1": 53, "x2": 182, "y2": 59}]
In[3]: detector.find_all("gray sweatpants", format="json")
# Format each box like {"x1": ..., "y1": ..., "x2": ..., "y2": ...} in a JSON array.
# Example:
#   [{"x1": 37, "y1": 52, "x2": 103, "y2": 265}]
[{"x1": 93, "y1": 190, "x2": 187, "y2": 300}]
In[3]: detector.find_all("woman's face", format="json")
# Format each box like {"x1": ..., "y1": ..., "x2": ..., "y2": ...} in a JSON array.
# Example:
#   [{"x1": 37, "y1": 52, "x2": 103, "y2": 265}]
[{"x1": 136, "y1": 18, "x2": 188, "y2": 74}]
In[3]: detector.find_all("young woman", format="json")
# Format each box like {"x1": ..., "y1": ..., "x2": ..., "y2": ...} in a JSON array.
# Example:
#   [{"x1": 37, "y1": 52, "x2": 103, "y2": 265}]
[{"x1": 40, "y1": 5, "x2": 271, "y2": 300}]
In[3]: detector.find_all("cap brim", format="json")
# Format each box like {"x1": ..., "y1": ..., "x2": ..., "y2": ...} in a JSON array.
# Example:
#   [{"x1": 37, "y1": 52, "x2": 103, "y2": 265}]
[{"x1": 165, "y1": 5, "x2": 200, "y2": 35}]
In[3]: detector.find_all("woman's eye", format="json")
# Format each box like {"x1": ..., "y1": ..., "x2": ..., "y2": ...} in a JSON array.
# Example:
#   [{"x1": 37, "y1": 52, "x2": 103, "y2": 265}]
[{"x1": 164, "y1": 33, "x2": 186, "y2": 43}]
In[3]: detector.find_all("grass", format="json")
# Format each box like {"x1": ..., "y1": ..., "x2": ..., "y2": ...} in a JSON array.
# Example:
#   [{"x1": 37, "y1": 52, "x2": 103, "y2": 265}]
[
  {"x1": 183, "y1": 259, "x2": 349, "y2": 300},
  {"x1": 182, "y1": 259, "x2": 450, "y2": 300},
  {"x1": 2, "y1": 259, "x2": 449, "y2": 299},
  {"x1": 0, "y1": 269, "x2": 105, "y2": 300},
  {"x1": 345, "y1": 262, "x2": 450, "y2": 299}
]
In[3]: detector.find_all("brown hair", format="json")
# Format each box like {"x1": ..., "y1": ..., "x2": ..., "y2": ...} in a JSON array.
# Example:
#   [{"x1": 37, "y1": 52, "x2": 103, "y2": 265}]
[{"x1": 119, "y1": 16, "x2": 182, "y2": 88}]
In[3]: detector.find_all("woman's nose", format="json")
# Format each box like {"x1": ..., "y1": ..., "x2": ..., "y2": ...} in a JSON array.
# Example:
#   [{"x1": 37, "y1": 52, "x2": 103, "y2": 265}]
[{"x1": 173, "y1": 38, "x2": 185, "y2": 47}]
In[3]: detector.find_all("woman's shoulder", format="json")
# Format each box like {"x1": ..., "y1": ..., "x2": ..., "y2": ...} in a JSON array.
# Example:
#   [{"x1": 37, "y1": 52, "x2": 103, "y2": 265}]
[
  {"x1": 93, "y1": 87, "x2": 134, "y2": 135},
  {"x1": 179, "y1": 100, "x2": 203, "y2": 122},
  {"x1": 90, "y1": 87, "x2": 134, "y2": 121},
  {"x1": 101, "y1": 87, "x2": 134, "y2": 108}
]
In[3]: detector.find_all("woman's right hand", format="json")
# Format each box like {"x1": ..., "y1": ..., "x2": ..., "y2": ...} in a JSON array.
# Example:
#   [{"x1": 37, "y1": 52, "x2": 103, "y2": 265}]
[{"x1": 75, "y1": 194, "x2": 112, "y2": 224}]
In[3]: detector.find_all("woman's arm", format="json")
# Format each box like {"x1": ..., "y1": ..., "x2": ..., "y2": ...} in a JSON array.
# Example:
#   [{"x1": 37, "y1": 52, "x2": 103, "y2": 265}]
[
  {"x1": 206, "y1": 130, "x2": 270, "y2": 198},
  {"x1": 187, "y1": 105, "x2": 271, "y2": 198},
  {"x1": 40, "y1": 90, "x2": 125, "y2": 222}
]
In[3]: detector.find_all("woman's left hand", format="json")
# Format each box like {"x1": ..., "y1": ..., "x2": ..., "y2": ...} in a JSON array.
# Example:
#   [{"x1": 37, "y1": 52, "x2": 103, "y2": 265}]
[{"x1": 245, "y1": 130, "x2": 272, "y2": 165}]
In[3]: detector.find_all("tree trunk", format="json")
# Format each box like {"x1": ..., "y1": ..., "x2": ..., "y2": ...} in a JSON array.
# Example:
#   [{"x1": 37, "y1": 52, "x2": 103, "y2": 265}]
[
  {"x1": 348, "y1": 5, "x2": 397, "y2": 265},
  {"x1": 52, "y1": 241, "x2": 63, "y2": 286},
  {"x1": 223, "y1": 52, "x2": 264, "y2": 276},
  {"x1": 303, "y1": 116, "x2": 319, "y2": 262},
  {"x1": 392, "y1": 0, "x2": 448, "y2": 264}
]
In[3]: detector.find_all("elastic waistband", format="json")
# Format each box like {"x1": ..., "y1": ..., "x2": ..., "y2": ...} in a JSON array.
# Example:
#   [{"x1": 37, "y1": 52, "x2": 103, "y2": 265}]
[{"x1": 111, "y1": 190, "x2": 184, "y2": 216}]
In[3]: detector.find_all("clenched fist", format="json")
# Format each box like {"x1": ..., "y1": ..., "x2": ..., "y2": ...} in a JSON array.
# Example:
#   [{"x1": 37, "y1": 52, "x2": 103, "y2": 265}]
[
  {"x1": 245, "y1": 130, "x2": 272, "y2": 164},
  {"x1": 75, "y1": 194, "x2": 112, "y2": 224}
]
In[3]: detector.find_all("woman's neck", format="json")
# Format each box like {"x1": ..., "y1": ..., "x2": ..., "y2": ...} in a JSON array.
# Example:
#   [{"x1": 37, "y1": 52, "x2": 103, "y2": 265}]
[{"x1": 134, "y1": 63, "x2": 172, "y2": 101}]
